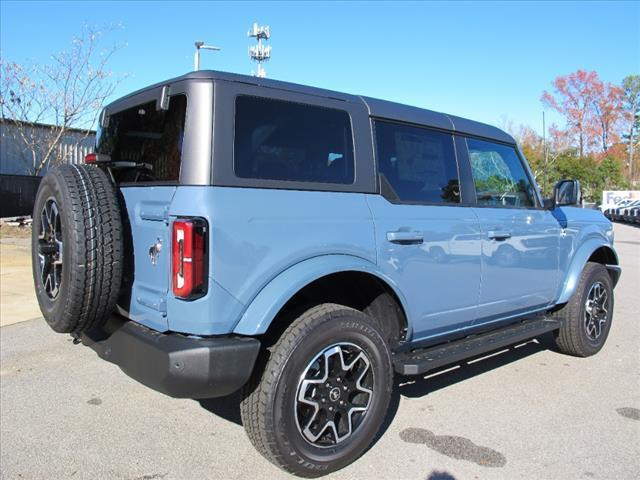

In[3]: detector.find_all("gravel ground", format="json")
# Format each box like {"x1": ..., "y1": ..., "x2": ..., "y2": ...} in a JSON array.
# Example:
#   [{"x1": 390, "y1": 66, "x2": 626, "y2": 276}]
[{"x1": 1, "y1": 223, "x2": 639, "y2": 480}]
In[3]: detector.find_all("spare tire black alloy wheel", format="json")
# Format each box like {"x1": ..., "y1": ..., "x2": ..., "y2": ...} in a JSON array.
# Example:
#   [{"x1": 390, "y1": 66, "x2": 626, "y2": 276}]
[{"x1": 37, "y1": 198, "x2": 64, "y2": 299}]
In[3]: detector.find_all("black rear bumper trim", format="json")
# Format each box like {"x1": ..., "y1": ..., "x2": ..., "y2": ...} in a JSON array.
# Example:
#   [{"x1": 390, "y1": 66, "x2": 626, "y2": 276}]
[{"x1": 80, "y1": 315, "x2": 261, "y2": 399}]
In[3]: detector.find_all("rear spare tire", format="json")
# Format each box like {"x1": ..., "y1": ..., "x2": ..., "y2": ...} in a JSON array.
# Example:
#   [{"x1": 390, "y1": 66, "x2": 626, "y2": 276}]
[{"x1": 32, "y1": 164, "x2": 123, "y2": 334}]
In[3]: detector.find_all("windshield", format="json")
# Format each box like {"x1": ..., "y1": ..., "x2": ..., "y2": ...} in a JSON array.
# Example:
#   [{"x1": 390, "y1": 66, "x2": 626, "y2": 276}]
[{"x1": 96, "y1": 94, "x2": 187, "y2": 183}]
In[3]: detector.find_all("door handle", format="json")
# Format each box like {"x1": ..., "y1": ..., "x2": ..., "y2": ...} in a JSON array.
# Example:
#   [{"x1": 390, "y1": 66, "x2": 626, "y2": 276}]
[
  {"x1": 387, "y1": 231, "x2": 424, "y2": 244},
  {"x1": 487, "y1": 230, "x2": 512, "y2": 240}
]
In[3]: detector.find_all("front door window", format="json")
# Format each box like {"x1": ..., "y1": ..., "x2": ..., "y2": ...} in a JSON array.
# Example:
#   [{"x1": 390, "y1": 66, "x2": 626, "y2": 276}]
[{"x1": 467, "y1": 138, "x2": 536, "y2": 208}]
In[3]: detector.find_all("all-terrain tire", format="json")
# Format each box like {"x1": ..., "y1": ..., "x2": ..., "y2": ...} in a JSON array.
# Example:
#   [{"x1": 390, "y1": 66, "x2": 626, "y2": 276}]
[
  {"x1": 31, "y1": 164, "x2": 123, "y2": 334},
  {"x1": 554, "y1": 262, "x2": 614, "y2": 357},
  {"x1": 240, "y1": 303, "x2": 393, "y2": 477}
]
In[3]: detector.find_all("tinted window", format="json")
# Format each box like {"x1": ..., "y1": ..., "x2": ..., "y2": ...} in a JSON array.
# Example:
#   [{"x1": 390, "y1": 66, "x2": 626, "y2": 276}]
[
  {"x1": 467, "y1": 138, "x2": 536, "y2": 208},
  {"x1": 374, "y1": 121, "x2": 460, "y2": 204},
  {"x1": 234, "y1": 96, "x2": 354, "y2": 184},
  {"x1": 96, "y1": 95, "x2": 187, "y2": 183}
]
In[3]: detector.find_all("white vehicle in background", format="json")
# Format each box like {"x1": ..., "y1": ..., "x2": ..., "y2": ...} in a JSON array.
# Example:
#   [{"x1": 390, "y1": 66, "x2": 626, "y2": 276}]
[
  {"x1": 601, "y1": 191, "x2": 640, "y2": 219},
  {"x1": 621, "y1": 204, "x2": 640, "y2": 224},
  {"x1": 624, "y1": 206, "x2": 640, "y2": 223},
  {"x1": 604, "y1": 199, "x2": 634, "y2": 219},
  {"x1": 613, "y1": 200, "x2": 640, "y2": 221}
]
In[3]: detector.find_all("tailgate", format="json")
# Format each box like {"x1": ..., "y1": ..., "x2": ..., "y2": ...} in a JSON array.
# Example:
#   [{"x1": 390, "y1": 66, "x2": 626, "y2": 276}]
[{"x1": 119, "y1": 186, "x2": 176, "y2": 332}]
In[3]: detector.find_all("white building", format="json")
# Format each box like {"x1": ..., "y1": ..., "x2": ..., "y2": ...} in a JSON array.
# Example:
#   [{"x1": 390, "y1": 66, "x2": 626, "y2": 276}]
[{"x1": 0, "y1": 119, "x2": 95, "y2": 176}]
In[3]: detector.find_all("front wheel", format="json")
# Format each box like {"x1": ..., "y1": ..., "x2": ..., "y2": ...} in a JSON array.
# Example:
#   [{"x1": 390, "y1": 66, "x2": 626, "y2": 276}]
[
  {"x1": 240, "y1": 304, "x2": 393, "y2": 477},
  {"x1": 554, "y1": 262, "x2": 614, "y2": 357}
]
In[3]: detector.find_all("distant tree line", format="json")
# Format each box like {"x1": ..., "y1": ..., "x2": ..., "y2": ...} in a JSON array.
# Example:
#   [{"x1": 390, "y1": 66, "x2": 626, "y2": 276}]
[{"x1": 507, "y1": 71, "x2": 639, "y2": 202}]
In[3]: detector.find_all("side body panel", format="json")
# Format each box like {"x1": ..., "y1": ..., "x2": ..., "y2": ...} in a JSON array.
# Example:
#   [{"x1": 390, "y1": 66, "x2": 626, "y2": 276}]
[
  {"x1": 365, "y1": 195, "x2": 482, "y2": 340},
  {"x1": 471, "y1": 207, "x2": 560, "y2": 321},
  {"x1": 554, "y1": 206, "x2": 617, "y2": 304},
  {"x1": 168, "y1": 186, "x2": 377, "y2": 335},
  {"x1": 233, "y1": 254, "x2": 409, "y2": 335}
]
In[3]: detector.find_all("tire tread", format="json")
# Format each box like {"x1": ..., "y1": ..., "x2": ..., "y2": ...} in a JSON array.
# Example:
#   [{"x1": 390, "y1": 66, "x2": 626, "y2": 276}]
[
  {"x1": 554, "y1": 262, "x2": 612, "y2": 357},
  {"x1": 33, "y1": 165, "x2": 122, "y2": 334},
  {"x1": 240, "y1": 303, "x2": 385, "y2": 477}
]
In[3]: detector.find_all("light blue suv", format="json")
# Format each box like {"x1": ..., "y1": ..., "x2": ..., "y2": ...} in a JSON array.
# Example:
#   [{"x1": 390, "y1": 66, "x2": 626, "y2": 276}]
[{"x1": 32, "y1": 70, "x2": 621, "y2": 477}]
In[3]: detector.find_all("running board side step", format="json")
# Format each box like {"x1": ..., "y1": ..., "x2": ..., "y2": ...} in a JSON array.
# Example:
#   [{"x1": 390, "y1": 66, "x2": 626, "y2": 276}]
[{"x1": 394, "y1": 317, "x2": 563, "y2": 376}]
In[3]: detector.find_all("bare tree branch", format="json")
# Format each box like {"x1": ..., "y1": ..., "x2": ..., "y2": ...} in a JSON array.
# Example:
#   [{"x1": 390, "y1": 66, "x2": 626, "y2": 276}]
[{"x1": 0, "y1": 24, "x2": 125, "y2": 175}]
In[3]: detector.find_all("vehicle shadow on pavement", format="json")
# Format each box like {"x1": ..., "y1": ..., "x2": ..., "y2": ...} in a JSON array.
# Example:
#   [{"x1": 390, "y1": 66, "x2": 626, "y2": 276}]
[
  {"x1": 197, "y1": 391, "x2": 243, "y2": 425},
  {"x1": 195, "y1": 333, "x2": 557, "y2": 430}
]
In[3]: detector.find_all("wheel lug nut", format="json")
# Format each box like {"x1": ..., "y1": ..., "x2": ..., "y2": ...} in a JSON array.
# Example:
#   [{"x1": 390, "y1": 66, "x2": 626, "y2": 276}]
[
  {"x1": 329, "y1": 406, "x2": 334, "y2": 412},
  {"x1": 321, "y1": 398, "x2": 326, "y2": 403},
  {"x1": 343, "y1": 386, "x2": 348, "y2": 391}
]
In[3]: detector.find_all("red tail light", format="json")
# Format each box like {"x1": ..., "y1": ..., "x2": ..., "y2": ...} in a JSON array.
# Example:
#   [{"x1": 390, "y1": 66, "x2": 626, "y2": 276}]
[
  {"x1": 172, "y1": 218, "x2": 208, "y2": 300},
  {"x1": 84, "y1": 153, "x2": 111, "y2": 164}
]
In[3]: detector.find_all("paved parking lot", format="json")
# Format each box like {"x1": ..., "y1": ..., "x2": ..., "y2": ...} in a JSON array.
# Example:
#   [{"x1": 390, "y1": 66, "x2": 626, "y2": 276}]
[
  {"x1": 1, "y1": 223, "x2": 639, "y2": 480},
  {"x1": 0, "y1": 229, "x2": 41, "y2": 327}
]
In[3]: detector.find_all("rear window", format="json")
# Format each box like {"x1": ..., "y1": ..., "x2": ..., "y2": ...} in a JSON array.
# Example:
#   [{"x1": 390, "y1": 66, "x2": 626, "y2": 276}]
[
  {"x1": 96, "y1": 94, "x2": 187, "y2": 183},
  {"x1": 374, "y1": 121, "x2": 460, "y2": 204},
  {"x1": 233, "y1": 96, "x2": 354, "y2": 184}
]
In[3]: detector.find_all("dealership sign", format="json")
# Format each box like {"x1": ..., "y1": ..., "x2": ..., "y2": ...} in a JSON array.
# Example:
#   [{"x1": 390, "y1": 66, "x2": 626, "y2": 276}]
[{"x1": 602, "y1": 190, "x2": 640, "y2": 209}]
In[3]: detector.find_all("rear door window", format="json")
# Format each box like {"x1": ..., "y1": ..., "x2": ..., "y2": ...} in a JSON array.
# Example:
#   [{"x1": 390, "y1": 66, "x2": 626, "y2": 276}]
[
  {"x1": 96, "y1": 95, "x2": 187, "y2": 183},
  {"x1": 233, "y1": 96, "x2": 354, "y2": 184},
  {"x1": 374, "y1": 121, "x2": 461, "y2": 204}
]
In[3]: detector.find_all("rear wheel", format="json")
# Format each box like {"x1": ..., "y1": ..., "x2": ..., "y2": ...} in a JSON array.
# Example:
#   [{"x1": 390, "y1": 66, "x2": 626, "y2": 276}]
[
  {"x1": 240, "y1": 303, "x2": 393, "y2": 477},
  {"x1": 554, "y1": 262, "x2": 613, "y2": 357},
  {"x1": 32, "y1": 165, "x2": 123, "y2": 334}
]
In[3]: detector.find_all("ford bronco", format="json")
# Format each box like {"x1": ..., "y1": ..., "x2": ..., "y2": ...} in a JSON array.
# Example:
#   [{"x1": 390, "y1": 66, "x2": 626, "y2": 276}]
[{"x1": 32, "y1": 70, "x2": 621, "y2": 477}]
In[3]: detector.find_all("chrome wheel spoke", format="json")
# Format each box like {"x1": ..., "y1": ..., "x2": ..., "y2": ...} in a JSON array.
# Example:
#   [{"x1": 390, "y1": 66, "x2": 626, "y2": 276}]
[
  {"x1": 295, "y1": 342, "x2": 374, "y2": 448},
  {"x1": 585, "y1": 300, "x2": 594, "y2": 314},
  {"x1": 593, "y1": 320, "x2": 602, "y2": 338}
]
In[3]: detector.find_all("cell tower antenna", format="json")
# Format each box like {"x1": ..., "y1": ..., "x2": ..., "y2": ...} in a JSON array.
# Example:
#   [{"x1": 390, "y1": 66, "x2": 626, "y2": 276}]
[{"x1": 248, "y1": 22, "x2": 271, "y2": 78}]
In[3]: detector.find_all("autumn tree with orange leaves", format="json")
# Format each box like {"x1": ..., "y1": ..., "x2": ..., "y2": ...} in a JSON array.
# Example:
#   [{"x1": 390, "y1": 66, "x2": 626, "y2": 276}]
[
  {"x1": 541, "y1": 70, "x2": 626, "y2": 158},
  {"x1": 526, "y1": 70, "x2": 640, "y2": 200}
]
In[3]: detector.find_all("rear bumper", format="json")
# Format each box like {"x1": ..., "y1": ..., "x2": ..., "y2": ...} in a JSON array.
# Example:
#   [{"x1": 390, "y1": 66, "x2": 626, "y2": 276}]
[{"x1": 80, "y1": 315, "x2": 261, "y2": 399}]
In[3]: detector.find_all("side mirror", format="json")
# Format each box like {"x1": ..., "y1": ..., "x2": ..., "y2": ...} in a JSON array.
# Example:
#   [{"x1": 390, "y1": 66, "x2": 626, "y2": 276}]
[{"x1": 554, "y1": 179, "x2": 581, "y2": 207}]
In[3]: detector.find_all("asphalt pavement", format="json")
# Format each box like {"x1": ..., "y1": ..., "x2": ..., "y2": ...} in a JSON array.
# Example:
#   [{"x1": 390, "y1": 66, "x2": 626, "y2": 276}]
[{"x1": 1, "y1": 223, "x2": 639, "y2": 480}]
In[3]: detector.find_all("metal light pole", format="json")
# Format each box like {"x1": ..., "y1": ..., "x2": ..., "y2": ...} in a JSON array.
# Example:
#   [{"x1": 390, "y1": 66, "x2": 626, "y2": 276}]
[
  {"x1": 248, "y1": 23, "x2": 271, "y2": 78},
  {"x1": 194, "y1": 41, "x2": 221, "y2": 71},
  {"x1": 543, "y1": 110, "x2": 548, "y2": 195}
]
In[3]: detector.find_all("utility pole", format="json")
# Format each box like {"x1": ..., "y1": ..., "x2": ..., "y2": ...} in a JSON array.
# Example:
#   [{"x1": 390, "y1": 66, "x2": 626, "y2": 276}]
[
  {"x1": 543, "y1": 110, "x2": 548, "y2": 195},
  {"x1": 248, "y1": 23, "x2": 271, "y2": 78},
  {"x1": 194, "y1": 41, "x2": 221, "y2": 71}
]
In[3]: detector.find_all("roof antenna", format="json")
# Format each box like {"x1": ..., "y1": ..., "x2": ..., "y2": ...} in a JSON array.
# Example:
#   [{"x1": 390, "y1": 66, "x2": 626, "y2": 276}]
[{"x1": 194, "y1": 41, "x2": 221, "y2": 71}]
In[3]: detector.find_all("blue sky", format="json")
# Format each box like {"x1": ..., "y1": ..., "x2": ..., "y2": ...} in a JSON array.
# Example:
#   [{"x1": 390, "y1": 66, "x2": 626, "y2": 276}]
[{"x1": 1, "y1": 1, "x2": 638, "y2": 133}]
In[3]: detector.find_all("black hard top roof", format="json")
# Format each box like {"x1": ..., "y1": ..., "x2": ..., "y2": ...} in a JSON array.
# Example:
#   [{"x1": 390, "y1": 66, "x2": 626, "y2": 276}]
[{"x1": 109, "y1": 69, "x2": 515, "y2": 144}]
